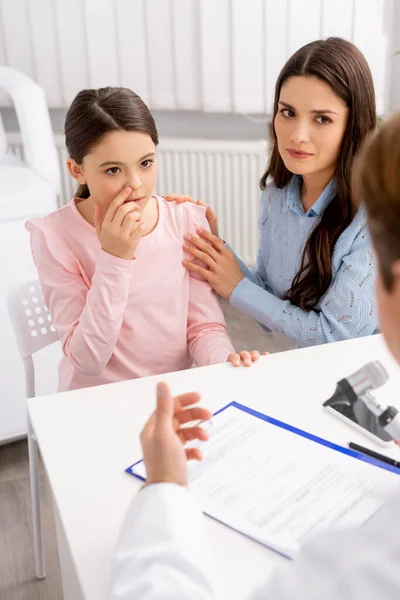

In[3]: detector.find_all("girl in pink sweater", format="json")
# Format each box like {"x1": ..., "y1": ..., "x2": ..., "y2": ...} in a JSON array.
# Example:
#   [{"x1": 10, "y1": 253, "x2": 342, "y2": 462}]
[{"x1": 26, "y1": 87, "x2": 260, "y2": 392}]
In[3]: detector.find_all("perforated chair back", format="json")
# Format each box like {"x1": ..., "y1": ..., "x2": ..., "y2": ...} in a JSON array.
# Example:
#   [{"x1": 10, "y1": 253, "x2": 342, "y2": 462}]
[{"x1": 7, "y1": 279, "x2": 59, "y2": 398}]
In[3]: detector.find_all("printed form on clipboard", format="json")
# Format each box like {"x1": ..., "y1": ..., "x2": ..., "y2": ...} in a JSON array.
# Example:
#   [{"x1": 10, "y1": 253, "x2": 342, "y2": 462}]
[{"x1": 126, "y1": 401, "x2": 400, "y2": 559}]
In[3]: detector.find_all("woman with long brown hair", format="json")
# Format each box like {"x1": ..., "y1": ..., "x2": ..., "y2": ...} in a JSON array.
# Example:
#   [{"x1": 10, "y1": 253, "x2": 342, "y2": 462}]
[{"x1": 174, "y1": 38, "x2": 378, "y2": 347}]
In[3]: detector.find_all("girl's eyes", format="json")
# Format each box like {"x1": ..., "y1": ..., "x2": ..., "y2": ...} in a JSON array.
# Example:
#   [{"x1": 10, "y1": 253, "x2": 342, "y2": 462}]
[
  {"x1": 105, "y1": 160, "x2": 154, "y2": 175},
  {"x1": 279, "y1": 109, "x2": 332, "y2": 125},
  {"x1": 106, "y1": 167, "x2": 121, "y2": 175},
  {"x1": 141, "y1": 159, "x2": 153, "y2": 168}
]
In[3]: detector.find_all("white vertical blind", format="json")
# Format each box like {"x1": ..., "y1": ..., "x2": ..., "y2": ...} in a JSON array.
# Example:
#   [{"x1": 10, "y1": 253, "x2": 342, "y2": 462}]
[
  {"x1": 0, "y1": 0, "x2": 393, "y2": 115},
  {"x1": 28, "y1": 0, "x2": 62, "y2": 106},
  {"x1": 353, "y1": 0, "x2": 388, "y2": 113},
  {"x1": 0, "y1": 3, "x2": 10, "y2": 105},
  {"x1": 115, "y1": 0, "x2": 149, "y2": 104},
  {"x1": 0, "y1": 0, "x2": 34, "y2": 78},
  {"x1": 172, "y1": 0, "x2": 200, "y2": 110},
  {"x1": 200, "y1": 0, "x2": 232, "y2": 112},
  {"x1": 0, "y1": 11, "x2": 5, "y2": 66},
  {"x1": 287, "y1": 0, "x2": 322, "y2": 57},
  {"x1": 84, "y1": 0, "x2": 120, "y2": 88},
  {"x1": 53, "y1": 0, "x2": 89, "y2": 105},
  {"x1": 321, "y1": 0, "x2": 354, "y2": 39},
  {"x1": 264, "y1": 0, "x2": 289, "y2": 113},
  {"x1": 144, "y1": 0, "x2": 175, "y2": 109},
  {"x1": 232, "y1": 0, "x2": 264, "y2": 114}
]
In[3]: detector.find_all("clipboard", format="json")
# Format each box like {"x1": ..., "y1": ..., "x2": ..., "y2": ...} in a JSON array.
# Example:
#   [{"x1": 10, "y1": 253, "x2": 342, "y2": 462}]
[{"x1": 126, "y1": 401, "x2": 400, "y2": 558}]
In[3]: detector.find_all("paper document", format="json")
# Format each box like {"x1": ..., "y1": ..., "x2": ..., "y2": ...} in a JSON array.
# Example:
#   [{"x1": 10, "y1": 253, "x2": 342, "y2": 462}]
[{"x1": 128, "y1": 402, "x2": 400, "y2": 558}]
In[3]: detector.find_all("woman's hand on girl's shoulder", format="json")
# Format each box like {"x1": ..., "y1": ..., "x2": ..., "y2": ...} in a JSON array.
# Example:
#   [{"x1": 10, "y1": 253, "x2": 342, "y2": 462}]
[
  {"x1": 227, "y1": 350, "x2": 269, "y2": 367},
  {"x1": 164, "y1": 194, "x2": 219, "y2": 236}
]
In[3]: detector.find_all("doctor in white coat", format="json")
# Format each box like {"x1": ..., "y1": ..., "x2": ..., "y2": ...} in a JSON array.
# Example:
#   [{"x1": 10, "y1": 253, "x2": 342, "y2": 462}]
[{"x1": 106, "y1": 113, "x2": 400, "y2": 600}]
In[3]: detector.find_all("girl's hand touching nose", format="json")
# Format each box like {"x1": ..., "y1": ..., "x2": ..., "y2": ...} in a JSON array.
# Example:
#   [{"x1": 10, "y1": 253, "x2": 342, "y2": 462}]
[{"x1": 94, "y1": 187, "x2": 144, "y2": 260}]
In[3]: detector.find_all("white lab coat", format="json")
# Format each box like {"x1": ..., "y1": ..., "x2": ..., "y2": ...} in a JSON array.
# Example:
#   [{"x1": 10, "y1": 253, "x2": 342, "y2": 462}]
[{"x1": 107, "y1": 483, "x2": 400, "y2": 600}]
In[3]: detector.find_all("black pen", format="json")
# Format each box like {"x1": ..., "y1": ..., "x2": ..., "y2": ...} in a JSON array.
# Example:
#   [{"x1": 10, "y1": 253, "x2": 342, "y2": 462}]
[{"x1": 348, "y1": 442, "x2": 400, "y2": 469}]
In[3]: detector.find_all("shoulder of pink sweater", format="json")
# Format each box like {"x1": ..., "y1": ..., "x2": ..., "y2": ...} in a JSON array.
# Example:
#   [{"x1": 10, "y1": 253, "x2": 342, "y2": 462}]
[
  {"x1": 158, "y1": 196, "x2": 208, "y2": 234},
  {"x1": 25, "y1": 199, "x2": 78, "y2": 234},
  {"x1": 25, "y1": 200, "x2": 83, "y2": 271}
]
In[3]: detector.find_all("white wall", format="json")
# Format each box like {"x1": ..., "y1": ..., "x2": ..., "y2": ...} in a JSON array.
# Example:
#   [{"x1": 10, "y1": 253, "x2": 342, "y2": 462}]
[
  {"x1": 0, "y1": 0, "x2": 394, "y2": 116},
  {"x1": 388, "y1": 0, "x2": 400, "y2": 112}
]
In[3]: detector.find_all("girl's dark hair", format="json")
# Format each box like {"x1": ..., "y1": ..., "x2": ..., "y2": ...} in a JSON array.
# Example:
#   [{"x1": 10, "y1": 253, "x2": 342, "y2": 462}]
[
  {"x1": 65, "y1": 87, "x2": 159, "y2": 198},
  {"x1": 261, "y1": 37, "x2": 376, "y2": 310}
]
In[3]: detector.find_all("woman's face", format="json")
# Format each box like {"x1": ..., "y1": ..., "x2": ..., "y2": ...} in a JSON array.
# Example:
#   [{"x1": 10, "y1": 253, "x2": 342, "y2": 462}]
[
  {"x1": 67, "y1": 130, "x2": 158, "y2": 215},
  {"x1": 274, "y1": 75, "x2": 349, "y2": 181}
]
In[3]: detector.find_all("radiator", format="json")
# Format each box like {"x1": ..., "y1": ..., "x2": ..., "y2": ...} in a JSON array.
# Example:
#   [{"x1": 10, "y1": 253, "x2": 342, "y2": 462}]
[{"x1": 7, "y1": 134, "x2": 268, "y2": 265}]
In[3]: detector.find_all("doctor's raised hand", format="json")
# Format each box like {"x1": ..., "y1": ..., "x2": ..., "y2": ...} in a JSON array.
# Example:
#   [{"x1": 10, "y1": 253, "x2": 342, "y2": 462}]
[{"x1": 140, "y1": 382, "x2": 212, "y2": 487}]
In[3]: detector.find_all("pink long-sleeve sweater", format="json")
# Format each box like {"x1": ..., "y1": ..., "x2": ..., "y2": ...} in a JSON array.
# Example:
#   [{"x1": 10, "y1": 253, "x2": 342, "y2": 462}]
[{"x1": 26, "y1": 197, "x2": 234, "y2": 392}]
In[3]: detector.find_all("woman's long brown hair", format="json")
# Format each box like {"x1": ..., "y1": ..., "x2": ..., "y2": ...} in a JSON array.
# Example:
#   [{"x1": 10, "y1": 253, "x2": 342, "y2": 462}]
[
  {"x1": 65, "y1": 87, "x2": 159, "y2": 198},
  {"x1": 261, "y1": 38, "x2": 376, "y2": 310}
]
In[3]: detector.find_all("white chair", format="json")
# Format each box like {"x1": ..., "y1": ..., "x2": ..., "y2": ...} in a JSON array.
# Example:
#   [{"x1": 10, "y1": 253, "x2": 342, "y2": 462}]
[
  {"x1": 0, "y1": 67, "x2": 60, "y2": 446},
  {"x1": 7, "y1": 279, "x2": 59, "y2": 580},
  {"x1": 0, "y1": 67, "x2": 60, "y2": 213}
]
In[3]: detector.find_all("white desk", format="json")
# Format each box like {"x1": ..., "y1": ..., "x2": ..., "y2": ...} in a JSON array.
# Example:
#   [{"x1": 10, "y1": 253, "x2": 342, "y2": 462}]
[{"x1": 28, "y1": 335, "x2": 400, "y2": 600}]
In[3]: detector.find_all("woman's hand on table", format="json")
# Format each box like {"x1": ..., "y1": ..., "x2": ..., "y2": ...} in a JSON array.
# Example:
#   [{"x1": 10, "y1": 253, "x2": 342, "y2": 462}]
[
  {"x1": 182, "y1": 228, "x2": 244, "y2": 300},
  {"x1": 141, "y1": 382, "x2": 212, "y2": 488},
  {"x1": 164, "y1": 194, "x2": 219, "y2": 236},
  {"x1": 227, "y1": 351, "x2": 269, "y2": 367}
]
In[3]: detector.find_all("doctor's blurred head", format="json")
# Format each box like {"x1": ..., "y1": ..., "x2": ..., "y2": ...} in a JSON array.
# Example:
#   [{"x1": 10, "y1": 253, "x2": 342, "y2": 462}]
[{"x1": 354, "y1": 111, "x2": 400, "y2": 363}]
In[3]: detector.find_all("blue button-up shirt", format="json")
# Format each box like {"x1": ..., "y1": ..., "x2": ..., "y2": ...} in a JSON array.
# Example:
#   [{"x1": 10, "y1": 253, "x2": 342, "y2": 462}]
[{"x1": 229, "y1": 176, "x2": 377, "y2": 347}]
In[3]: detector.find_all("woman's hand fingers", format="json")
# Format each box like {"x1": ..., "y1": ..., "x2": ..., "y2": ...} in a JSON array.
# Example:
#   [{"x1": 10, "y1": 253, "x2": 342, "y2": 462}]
[
  {"x1": 163, "y1": 194, "x2": 219, "y2": 235},
  {"x1": 164, "y1": 194, "x2": 201, "y2": 205},
  {"x1": 183, "y1": 234, "x2": 220, "y2": 261},
  {"x1": 196, "y1": 227, "x2": 224, "y2": 251},
  {"x1": 182, "y1": 259, "x2": 211, "y2": 280},
  {"x1": 206, "y1": 206, "x2": 219, "y2": 236},
  {"x1": 183, "y1": 254, "x2": 243, "y2": 299},
  {"x1": 182, "y1": 244, "x2": 217, "y2": 268},
  {"x1": 164, "y1": 195, "x2": 219, "y2": 236}
]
